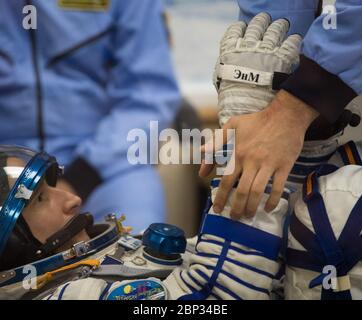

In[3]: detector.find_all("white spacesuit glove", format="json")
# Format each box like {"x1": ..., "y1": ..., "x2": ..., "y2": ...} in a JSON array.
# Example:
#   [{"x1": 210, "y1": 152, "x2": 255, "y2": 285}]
[
  {"x1": 215, "y1": 12, "x2": 301, "y2": 126},
  {"x1": 163, "y1": 179, "x2": 291, "y2": 300},
  {"x1": 214, "y1": 12, "x2": 339, "y2": 192},
  {"x1": 285, "y1": 165, "x2": 362, "y2": 300}
]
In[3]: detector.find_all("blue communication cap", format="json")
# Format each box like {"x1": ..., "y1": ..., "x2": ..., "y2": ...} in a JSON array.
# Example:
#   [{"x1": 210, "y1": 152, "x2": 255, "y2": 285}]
[
  {"x1": 0, "y1": 146, "x2": 59, "y2": 256},
  {"x1": 142, "y1": 223, "x2": 187, "y2": 256}
]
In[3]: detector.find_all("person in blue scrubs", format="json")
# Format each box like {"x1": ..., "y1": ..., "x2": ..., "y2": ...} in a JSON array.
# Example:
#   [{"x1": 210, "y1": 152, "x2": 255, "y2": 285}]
[{"x1": 0, "y1": 0, "x2": 181, "y2": 232}]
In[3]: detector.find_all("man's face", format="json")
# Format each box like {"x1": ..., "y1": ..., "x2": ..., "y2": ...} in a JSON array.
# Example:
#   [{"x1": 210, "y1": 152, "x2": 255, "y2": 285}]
[{"x1": 22, "y1": 180, "x2": 89, "y2": 245}]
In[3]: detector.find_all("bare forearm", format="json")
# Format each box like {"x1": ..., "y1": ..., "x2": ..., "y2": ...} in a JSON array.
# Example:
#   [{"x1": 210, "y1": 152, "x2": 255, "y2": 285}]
[{"x1": 268, "y1": 90, "x2": 319, "y2": 132}]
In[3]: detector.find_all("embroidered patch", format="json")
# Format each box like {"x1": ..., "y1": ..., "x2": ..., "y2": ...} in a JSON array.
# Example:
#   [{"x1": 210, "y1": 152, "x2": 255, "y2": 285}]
[
  {"x1": 58, "y1": 0, "x2": 109, "y2": 11},
  {"x1": 106, "y1": 280, "x2": 166, "y2": 300}
]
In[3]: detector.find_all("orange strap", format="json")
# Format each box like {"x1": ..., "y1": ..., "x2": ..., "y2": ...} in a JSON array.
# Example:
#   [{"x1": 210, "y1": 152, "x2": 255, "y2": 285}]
[
  {"x1": 35, "y1": 259, "x2": 100, "y2": 290},
  {"x1": 306, "y1": 173, "x2": 313, "y2": 196},
  {"x1": 344, "y1": 144, "x2": 357, "y2": 165}
]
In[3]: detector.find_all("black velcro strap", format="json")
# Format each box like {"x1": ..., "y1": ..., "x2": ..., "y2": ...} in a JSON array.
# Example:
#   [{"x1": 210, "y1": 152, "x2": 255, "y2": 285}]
[
  {"x1": 39, "y1": 213, "x2": 94, "y2": 257},
  {"x1": 272, "y1": 72, "x2": 290, "y2": 90},
  {"x1": 281, "y1": 55, "x2": 358, "y2": 124},
  {"x1": 306, "y1": 109, "x2": 361, "y2": 141}
]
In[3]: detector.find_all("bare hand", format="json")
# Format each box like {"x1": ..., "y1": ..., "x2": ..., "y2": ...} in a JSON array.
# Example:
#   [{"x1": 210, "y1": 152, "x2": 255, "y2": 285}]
[{"x1": 199, "y1": 90, "x2": 318, "y2": 220}]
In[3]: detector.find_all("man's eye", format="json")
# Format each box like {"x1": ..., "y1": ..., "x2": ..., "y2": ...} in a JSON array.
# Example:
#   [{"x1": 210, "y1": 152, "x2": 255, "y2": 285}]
[{"x1": 38, "y1": 193, "x2": 44, "y2": 202}]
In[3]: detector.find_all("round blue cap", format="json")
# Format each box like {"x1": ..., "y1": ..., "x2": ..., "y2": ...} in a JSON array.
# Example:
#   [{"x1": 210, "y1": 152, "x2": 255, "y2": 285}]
[{"x1": 142, "y1": 223, "x2": 186, "y2": 256}]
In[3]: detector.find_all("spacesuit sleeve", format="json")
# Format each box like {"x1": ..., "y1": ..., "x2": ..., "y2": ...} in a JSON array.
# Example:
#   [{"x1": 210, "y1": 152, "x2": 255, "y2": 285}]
[
  {"x1": 281, "y1": 1, "x2": 361, "y2": 123},
  {"x1": 62, "y1": 0, "x2": 180, "y2": 201},
  {"x1": 238, "y1": 0, "x2": 360, "y2": 126},
  {"x1": 237, "y1": 0, "x2": 319, "y2": 36}
]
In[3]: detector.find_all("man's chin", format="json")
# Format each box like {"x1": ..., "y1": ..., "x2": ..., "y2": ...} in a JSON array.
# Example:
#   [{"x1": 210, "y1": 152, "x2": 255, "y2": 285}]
[{"x1": 55, "y1": 229, "x2": 90, "y2": 254}]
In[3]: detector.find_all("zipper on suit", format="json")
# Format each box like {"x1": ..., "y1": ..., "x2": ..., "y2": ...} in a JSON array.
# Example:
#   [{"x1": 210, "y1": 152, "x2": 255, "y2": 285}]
[{"x1": 27, "y1": 0, "x2": 45, "y2": 152}]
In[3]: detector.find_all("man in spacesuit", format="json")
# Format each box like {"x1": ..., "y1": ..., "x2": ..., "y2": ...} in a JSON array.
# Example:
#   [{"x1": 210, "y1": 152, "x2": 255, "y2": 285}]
[
  {"x1": 1, "y1": 11, "x2": 361, "y2": 300},
  {"x1": 0, "y1": 140, "x2": 361, "y2": 300},
  {"x1": 2, "y1": 142, "x2": 279, "y2": 300},
  {"x1": 0, "y1": 144, "x2": 190, "y2": 300}
]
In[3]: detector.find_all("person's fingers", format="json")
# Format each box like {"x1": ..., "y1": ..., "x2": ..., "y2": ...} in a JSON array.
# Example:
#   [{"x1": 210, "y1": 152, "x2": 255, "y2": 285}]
[
  {"x1": 199, "y1": 119, "x2": 235, "y2": 178},
  {"x1": 260, "y1": 18, "x2": 290, "y2": 50},
  {"x1": 199, "y1": 139, "x2": 214, "y2": 177},
  {"x1": 244, "y1": 12, "x2": 271, "y2": 43},
  {"x1": 201, "y1": 119, "x2": 235, "y2": 154},
  {"x1": 245, "y1": 166, "x2": 274, "y2": 218},
  {"x1": 213, "y1": 128, "x2": 231, "y2": 156},
  {"x1": 213, "y1": 159, "x2": 240, "y2": 213},
  {"x1": 277, "y1": 33, "x2": 302, "y2": 65},
  {"x1": 220, "y1": 21, "x2": 247, "y2": 54},
  {"x1": 230, "y1": 161, "x2": 259, "y2": 220},
  {"x1": 264, "y1": 168, "x2": 290, "y2": 212},
  {"x1": 199, "y1": 160, "x2": 215, "y2": 177}
]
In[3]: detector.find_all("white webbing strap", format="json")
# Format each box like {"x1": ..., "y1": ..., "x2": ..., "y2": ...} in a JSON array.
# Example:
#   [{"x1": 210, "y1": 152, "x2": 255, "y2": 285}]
[
  {"x1": 217, "y1": 64, "x2": 274, "y2": 86},
  {"x1": 333, "y1": 275, "x2": 351, "y2": 292}
]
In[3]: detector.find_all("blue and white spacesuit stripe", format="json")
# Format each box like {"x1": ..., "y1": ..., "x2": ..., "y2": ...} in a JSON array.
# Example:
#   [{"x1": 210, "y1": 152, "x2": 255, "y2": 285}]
[
  {"x1": 287, "y1": 166, "x2": 362, "y2": 299},
  {"x1": 177, "y1": 214, "x2": 283, "y2": 300},
  {"x1": 288, "y1": 152, "x2": 335, "y2": 184},
  {"x1": 166, "y1": 180, "x2": 291, "y2": 300},
  {"x1": 57, "y1": 283, "x2": 71, "y2": 301},
  {"x1": 336, "y1": 141, "x2": 362, "y2": 165}
]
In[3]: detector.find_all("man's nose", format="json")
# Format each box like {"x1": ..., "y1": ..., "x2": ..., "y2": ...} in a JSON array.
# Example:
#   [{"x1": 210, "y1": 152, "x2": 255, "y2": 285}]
[{"x1": 62, "y1": 191, "x2": 82, "y2": 215}]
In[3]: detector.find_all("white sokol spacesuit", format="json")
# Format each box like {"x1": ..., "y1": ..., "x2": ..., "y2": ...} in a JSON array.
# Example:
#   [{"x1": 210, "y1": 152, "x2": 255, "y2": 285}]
[
  {"x1": 0, "y1": 143, "x2": 293, "y2": 300},
  {"x1": 1, "y1": 142, "x2": 361, "y2": 300},
  {"x1": 1, "y1": 13, "x2": 361, "y2": 300},
  {"x1": 285, "y1": 141, "x2": 362, "y2": 300}
]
